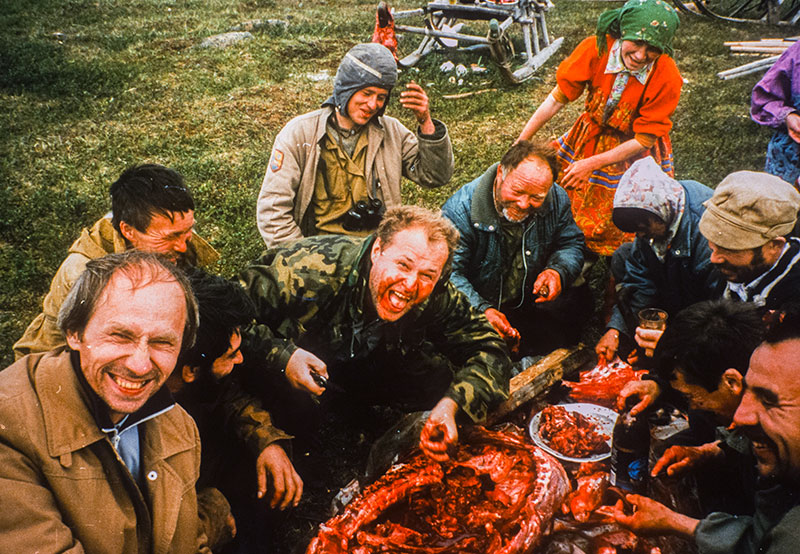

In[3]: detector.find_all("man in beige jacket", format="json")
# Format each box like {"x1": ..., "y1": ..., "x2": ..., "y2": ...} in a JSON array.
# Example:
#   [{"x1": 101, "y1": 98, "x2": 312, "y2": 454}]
[
  {"x1": 256, "y1": 43, "x2": 454, "y2": 247},
  {"x1": 0, "y1": 251, "x2": 211, "y2": 553},
  {"x1": 13, "y1": 163, "x2": 218, "y2": 359}
]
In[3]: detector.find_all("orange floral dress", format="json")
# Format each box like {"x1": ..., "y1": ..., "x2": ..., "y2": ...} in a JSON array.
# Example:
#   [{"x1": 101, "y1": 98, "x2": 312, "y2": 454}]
[{"x1": 552, "y1": 35, "x2": 683, "y2": 255}]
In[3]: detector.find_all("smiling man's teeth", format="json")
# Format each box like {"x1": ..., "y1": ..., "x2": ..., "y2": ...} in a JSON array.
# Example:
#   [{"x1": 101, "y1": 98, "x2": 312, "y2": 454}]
[
  {"x1": 112, "y1": 375, "x2": 146, "y2": 391},
  {"x1": 388, "y1": 291, "x2": 409, "y2": 309}
]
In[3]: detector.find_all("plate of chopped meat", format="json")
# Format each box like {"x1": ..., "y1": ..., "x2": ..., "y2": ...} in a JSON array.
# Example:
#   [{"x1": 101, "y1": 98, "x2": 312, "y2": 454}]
[{"x1": 529, "y1": 403, "x2": 618, "y2": 463}]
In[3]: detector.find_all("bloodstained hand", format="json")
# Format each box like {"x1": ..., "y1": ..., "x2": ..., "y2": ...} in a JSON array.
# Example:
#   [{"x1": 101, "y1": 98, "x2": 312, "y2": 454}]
[
  {"x1": 612, "y1": 494, "x2": 699, "y2": 537},
  {"x1": 651, "y1": 442, "x2": 722, "y2": 477},
  {"x1": 420, "y1": 398, "x2": 459, "y2": 462}
]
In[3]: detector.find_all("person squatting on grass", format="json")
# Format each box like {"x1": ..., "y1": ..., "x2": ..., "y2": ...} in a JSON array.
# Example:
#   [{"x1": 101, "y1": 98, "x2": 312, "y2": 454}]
[
  {"x1": 13, "y1": 163, "x2": 219, "y2": 360},
  {"x1": 595, "y1": 156, "x2": 719, "y2": 363},
  {"x1": 441, "y1": 140, "x2": 591, "y2": 358},
  {"x1": 256, "y1": 42, "x2": 454, "y2": 247},
  {"x1": 620, "y1": 299, "x2": 764, "y2": 517},
  {"x1": 239, "y1": 205, "x2": 511, "y2": 463},
  {"x1": 698, "y1": 171, "x2": 800, "y2": 308},
  {"x1": 0, "y1": 251, "x2": 212, "y2": 553},
  {"x1": 612, "y1": 301, "x2": 800, "y2": 554},
  {"x1": 166, "y1": 268, "x2": 303, "y2": 551},
  {"x1": 517, "y1": 0, "x2": 682, "y2": 257},
  {"x1": 620, "y1": 169, "x2": 800, "y2": 379}
]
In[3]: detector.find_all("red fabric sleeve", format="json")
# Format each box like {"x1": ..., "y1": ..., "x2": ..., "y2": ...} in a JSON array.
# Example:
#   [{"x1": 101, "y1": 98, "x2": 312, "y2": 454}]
[
  {"x1": 551, "y1": 85, "x2": 569, "y2": 104},
  {"x1": 632, "y1": 55, "x2": 683, "y2": 138},
  {"x1": 555, "y1": 36, "x2": 602, "y2": 102}
]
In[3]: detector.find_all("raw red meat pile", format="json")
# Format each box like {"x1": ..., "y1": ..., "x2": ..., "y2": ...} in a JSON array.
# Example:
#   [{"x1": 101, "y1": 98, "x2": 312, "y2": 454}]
[
  {"x1": 306, "y1": 425, "x2": 570, "y2": 554},
  {"x1": 563, "y1": 359, "x2": 647, "y2": 409},
  {"x1": 538, "y1": 405, "x2": 611, "y2": 459},
  {"x1": 562, "y1": 462, "x2": 610, "y2": 523},
  {"x1": 546, "y1": 462, "x2": 670, "y2": 554}
]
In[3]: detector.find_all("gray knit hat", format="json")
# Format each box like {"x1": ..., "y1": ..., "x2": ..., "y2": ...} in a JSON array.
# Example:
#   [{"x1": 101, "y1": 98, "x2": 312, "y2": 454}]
[
  {"x1": 699, "y1": 171, "x2": 800, "y2": 250},
  {"x1": 324, "y1": 43, "x2": 397, "y2": 119}
]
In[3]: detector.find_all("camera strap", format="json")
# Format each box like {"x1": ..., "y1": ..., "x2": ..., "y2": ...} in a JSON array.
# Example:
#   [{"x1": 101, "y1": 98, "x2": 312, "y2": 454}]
[{"x1": 369, "y1": 166, "x2": 381, "y2": 202}]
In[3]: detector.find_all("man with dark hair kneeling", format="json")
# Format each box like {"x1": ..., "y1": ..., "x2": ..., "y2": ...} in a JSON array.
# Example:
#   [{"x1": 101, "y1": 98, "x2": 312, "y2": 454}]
[
  {"x1": 628, "y1": 300, "x2": 765, "y2": 516},
  {"x1": 14, "y1": 163, "x2": 218, "y2": 359},
  {"x1": 167, "y1": 269, "x2": 302, "y2": 551}
]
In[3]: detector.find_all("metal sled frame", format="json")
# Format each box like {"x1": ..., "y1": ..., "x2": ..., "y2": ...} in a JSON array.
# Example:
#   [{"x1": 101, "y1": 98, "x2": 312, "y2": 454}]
[{"x1": 392, "y1": 0, "x2": 563, "y2": 84}]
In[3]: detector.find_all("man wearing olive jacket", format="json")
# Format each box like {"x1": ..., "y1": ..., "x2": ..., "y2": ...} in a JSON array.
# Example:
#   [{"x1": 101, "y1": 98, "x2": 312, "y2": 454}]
[{"x1": 240, "y1": 206, "x2": 511, "y2": 462}]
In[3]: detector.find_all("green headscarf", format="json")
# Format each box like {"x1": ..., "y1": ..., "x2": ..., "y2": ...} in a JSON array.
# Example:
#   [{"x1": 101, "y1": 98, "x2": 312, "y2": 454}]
[{"x1": 596, "y1": 0, "x2": 680, "y2": 57}]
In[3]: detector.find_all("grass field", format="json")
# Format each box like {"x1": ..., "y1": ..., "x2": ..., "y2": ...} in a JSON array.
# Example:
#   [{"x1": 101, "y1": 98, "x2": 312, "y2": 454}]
[{"x1": 0, "y1": 0, "x2": 784, "y2": 367}]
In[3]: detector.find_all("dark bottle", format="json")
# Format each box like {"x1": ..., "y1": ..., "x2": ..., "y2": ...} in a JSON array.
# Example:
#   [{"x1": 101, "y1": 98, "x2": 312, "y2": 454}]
[{"x1": 610, "y1": 402, "x2": 651, "y2": 494}]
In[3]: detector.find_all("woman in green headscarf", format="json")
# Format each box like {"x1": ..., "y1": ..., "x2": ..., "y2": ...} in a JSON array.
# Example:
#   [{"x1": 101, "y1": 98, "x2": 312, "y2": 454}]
[{"x1": 517, "y1": 0, "x2": 681, "y2": 257}]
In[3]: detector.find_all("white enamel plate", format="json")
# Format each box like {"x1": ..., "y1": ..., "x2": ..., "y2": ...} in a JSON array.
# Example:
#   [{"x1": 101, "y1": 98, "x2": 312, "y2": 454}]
[{"x1": 529, "y1": 403, "x2": 619, "y2": 463}]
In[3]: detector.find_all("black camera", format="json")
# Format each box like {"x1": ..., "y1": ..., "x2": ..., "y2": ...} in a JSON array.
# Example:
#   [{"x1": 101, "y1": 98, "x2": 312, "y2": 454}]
[{"x1": 343, "y1": 197, "x2": 384, "y2": 232}]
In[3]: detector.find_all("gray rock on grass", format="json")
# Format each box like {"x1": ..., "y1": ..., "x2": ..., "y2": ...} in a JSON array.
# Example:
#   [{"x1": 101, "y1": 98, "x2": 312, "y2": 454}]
[{"x1": 199, "y1": 31, "x2": 253, "y2": 49}]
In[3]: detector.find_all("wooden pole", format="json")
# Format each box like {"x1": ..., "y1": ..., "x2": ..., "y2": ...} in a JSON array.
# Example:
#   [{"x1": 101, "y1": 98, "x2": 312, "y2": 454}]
[
  {"x1": 730, "y1": 46, "x2": 789, "y2": 53},
  {"x1": 442, "y1": 88, "x2": 498, "y2": 99},
  {"x1": 724, "y1": 40, "x2": 794, "y2": 47},
  {"x1": 718, "y1": 55, "x2": 781, "y2": 80},
  {"x1": 718, "y1": 65, "x2": 773, "y2": 80},
  {"x1": 718, "y1": 55, "x2": 781, "y2": 77}
]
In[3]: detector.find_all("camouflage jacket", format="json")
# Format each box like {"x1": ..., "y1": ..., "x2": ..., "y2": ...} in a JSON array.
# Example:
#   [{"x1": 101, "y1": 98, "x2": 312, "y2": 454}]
[{"x1": 238, "y1": 235, "x2": 511, "y2": 423}]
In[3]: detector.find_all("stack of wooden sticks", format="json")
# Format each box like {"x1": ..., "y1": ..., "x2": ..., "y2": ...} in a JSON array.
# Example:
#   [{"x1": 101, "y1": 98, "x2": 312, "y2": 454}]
[{"x1": 718, "y1": 37, "x2": 798, "y2": 80}]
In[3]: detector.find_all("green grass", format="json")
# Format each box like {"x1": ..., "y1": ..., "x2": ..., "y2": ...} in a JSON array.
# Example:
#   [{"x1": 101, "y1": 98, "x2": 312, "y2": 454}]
[{"x1": 0, "y1": 0, "x2": 783, "y2": 367}]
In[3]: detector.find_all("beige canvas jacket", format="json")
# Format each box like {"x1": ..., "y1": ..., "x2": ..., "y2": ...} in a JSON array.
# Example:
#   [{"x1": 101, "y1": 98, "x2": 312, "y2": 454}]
[
  {"x1": 13, "y1": 215, "x2": 219, "y2": 360},
  {"x1": 0, "y1": 350, "x2": 210, "y2": 554},
  {"x1": 256, "y1": 106, "x2": 454, "y2": 247}
]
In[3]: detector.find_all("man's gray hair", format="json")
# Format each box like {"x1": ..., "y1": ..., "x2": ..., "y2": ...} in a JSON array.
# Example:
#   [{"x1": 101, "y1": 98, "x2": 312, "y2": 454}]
[
  {"x1": 500, "y1": 140, "x2": 559, "y2": 181},
  {"x1": 376, "y1": 205, "x2": 460, "y2": 275},
  {"x1": 58, "y1": 250, "x2": 199, "y2": 350}
]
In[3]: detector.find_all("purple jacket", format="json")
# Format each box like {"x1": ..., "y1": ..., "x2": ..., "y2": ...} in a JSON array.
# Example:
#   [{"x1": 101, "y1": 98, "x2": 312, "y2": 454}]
[{"x1": 751, "y1": 41, "x2": 800, "y2": 184}]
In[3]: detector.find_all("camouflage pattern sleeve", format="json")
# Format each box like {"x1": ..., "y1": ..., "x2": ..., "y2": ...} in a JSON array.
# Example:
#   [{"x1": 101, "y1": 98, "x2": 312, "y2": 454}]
[
  {"x1": 218, "y1": 378, "x2": 293, "y2": 457},
  {"x1": 242, "y1": 323, "x2": 298, "y2": 379},
  {"x1": 422, "y1": 281, "x2": 512, "y2": 422},
  {"x1": 237, "y1": 236, "x2": 368, "y2": 369}
]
